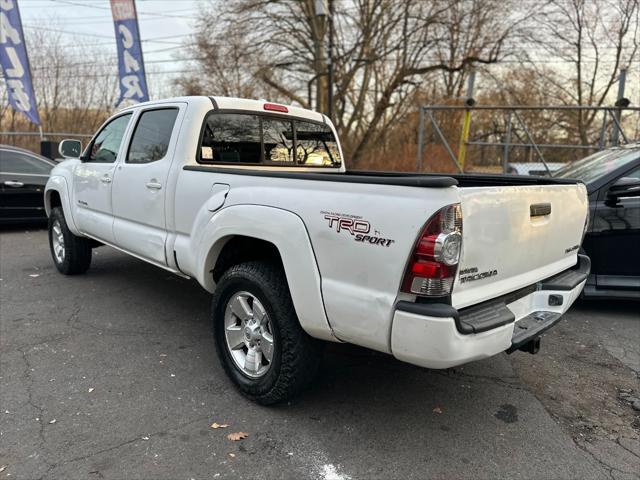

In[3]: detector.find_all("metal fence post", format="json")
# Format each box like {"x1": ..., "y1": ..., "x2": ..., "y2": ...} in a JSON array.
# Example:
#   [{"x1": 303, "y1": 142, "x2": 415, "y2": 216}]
[
  {"x1": 502, "y1": 111, "x2": 512, "y2": 173},
  {"x1": 612, "y1": 68, "x2": 627, "y2": 146},
  {"x1": 457, "y1": 71, "x2": 476, "y2": 171},
  {"x1": 416, "y1": 106, "x2": 425, "y2": 172},
  {"x1": 513, "y1": 111, "x2": 552, "y2": 175},
  {"x1": 426, "y1": 109, "x2": 463, "y2": 173},
  {"x1": 598, "y1": 110, "x2": 608, "y2": 150}
]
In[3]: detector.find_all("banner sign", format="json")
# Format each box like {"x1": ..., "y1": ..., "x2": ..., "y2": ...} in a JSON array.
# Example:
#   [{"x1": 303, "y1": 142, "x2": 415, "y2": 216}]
[
  {"x1": 110, "y1": 0, "x2": 149, "y2": 106},
  {"x1": 0, "y1": 0, "x2": 41, "y2": 125}
]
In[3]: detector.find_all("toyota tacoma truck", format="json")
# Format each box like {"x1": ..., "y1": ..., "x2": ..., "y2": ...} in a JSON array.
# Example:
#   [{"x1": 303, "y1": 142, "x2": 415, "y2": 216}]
[{"x1": 45, "y1": 96, "x2": 590, "y2": 404}]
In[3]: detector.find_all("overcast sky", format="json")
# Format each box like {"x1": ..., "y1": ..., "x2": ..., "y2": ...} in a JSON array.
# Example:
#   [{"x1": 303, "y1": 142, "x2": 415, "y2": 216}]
[{"x1": 18, "y1": 0, "x2": 205, "y2": 97}]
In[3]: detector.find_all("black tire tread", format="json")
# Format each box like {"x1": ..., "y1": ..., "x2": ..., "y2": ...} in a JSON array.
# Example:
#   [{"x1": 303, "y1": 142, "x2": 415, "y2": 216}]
[
  {"x1": 212, "y1": 260, "x2": 322, "y2": 405},
  {"x1": 49, "y1": 206, "x2": 92, "y2": 275}
]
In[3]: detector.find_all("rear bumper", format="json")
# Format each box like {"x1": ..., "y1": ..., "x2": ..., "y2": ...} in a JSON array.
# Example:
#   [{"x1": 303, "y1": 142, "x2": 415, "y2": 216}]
[{"x1": 390, "y1": 255, "x2": 589, "y2": 369}]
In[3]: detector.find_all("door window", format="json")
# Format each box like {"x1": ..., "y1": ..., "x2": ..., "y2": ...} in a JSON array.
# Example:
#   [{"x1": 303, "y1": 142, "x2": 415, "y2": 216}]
[
  {"x1": 127, "y1": 108, "x2": 179, "y2": 164},
  {"x1": 87, "y1": 113, "x2": 132, "y2": 163},
  {"x1": 0, "y1": 151, "x2": 53, "y2": 174}
]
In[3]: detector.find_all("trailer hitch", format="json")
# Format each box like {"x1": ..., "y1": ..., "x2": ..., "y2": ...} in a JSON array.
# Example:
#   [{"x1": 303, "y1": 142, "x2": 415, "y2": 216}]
[{"x1": 519, "y1": 336, "x2": 541, "y2": 355}]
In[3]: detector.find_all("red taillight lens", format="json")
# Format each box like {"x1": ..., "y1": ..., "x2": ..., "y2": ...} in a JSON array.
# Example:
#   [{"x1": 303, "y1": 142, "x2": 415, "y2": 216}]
[{"x1": 401, "y1": 204, "x2": 462, "y2": 297}]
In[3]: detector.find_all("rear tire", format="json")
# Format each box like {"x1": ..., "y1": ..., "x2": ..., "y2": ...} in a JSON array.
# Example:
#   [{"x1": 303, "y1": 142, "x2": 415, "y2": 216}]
[
  {"x1": 48, "y1": 206, "x2": 92, "y2": 275},
  {"x1": 212, "y1": 261, "x2": 322, "y2": 405}
]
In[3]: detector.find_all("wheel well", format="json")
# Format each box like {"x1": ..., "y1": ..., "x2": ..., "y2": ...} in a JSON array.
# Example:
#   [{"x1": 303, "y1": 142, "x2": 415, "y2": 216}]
[
  {"x1": 212, "y1": 236, "x2": 283, "y2": 282},
  {"x1": 49, "y1": 190, "x2": 62, "y2": 210}
]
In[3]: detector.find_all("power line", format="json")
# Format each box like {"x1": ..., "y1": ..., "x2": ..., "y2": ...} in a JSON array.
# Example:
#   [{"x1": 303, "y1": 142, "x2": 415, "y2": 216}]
[
  {"x1": 22, "y1": 25, "x2": 193, "y2": 45},
  {"x1": 46, "y1": 0, "x2": 199, "y2": 19}
]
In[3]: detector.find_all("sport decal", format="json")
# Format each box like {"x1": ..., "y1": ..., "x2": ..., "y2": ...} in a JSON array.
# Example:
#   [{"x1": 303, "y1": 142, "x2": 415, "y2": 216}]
[{"x1": 321, "y1": 211, "x2": 395, "y2": 247}]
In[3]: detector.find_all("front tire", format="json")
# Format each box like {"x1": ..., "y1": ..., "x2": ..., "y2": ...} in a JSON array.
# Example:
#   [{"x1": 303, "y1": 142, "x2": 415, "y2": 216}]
[
  {"x1": 212, "y1": 261, "x2": 322, "y2": 405},
  {"x1": 48, "y1": 207, "x2": 92, "y2": 275}
]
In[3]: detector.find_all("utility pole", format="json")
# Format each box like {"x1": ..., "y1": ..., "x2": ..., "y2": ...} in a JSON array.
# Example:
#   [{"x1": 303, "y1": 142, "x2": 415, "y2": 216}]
[
  {"x1": 327, "y1": 0, "x2": 334, "y2": 121},
  {"x1": 313, "y1": 0, "x2": 333, "y2": 120}
]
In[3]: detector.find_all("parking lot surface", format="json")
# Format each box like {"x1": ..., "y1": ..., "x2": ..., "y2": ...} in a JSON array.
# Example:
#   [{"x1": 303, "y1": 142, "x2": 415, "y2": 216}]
[{"x1": 1, "y1": 227, "x2": 639, "y2": 480}]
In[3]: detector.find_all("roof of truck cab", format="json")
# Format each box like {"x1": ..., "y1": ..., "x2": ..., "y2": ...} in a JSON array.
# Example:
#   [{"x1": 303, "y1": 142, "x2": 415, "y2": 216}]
[{"x1": 117, "y1": 96, "x2": 327, "y2": 124}]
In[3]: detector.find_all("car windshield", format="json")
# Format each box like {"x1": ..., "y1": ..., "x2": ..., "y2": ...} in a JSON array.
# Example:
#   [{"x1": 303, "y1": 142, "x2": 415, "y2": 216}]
[{"x1": 553, "y1": 148, "x2": 640, "y2": 183}]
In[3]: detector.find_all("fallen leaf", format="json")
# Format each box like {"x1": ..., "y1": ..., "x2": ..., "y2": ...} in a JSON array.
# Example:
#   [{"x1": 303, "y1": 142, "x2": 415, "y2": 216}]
[
  {"x1": 228, "y1": 453, "x2": 236, "y2": 458},
  {"x1": 210, "y1": 422, "x2": 229, "y2": 429},
  {"x1": 432, "y1": 407, "x2": 443, "y2": 414},
  {"x1": 227, "y1": 432, "x2": 248, "y2": 441},
  {"x1": 49, "y1": 419, "x2": 57, "y2": 424},
  {"x1": 88, "y1": 388, "x2": 94, "y2": 393}
]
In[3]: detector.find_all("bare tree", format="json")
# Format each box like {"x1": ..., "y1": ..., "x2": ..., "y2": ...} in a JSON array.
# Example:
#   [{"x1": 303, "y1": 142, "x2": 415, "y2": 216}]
[
  {"x1": 520, "y1": 0, "x2": 639, "y2": 143},
  {"x1": 177, "y1": 0, "x2": 520, "y2": 164}
]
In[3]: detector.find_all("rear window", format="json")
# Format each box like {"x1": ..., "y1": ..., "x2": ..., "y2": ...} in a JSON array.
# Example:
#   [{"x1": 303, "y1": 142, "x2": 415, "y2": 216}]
[
  {"x1": 553, "y1": 148, "x2": 640, "y2": 184},
  {"x1": 199, "y1": 112, "x2": 341, "y2": 167}
]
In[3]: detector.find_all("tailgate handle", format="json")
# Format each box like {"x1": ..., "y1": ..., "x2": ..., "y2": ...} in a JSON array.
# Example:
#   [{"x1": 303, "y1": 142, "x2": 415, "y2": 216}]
[{"x1": 530, "y1": 203, "x2": 551, "y2": 217}]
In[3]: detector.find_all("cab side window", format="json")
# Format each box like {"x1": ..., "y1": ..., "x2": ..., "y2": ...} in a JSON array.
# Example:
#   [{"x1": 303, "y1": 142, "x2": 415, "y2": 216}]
[
  {"x1": 87, "y1": 113, "x2": 132, "y2": 163},
  {"x1": 127, "y1": 108, "x2": 179, "y2": 164}
]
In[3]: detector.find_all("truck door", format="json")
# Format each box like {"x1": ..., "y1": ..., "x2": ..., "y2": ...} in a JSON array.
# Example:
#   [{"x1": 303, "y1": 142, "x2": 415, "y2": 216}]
[
  {"x1": 111, "y1": 105, "x2": 183, "y2": 265},
  {"x1": 73, "y1": 113, "x2": 132, "y2": 242},
  {"x1": 592, "y1": 165, "x2": 640, "y2": 289}
]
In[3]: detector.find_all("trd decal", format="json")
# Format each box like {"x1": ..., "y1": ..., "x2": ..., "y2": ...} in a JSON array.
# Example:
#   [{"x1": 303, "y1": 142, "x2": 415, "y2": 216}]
[
  {"x1": 459, "y1": 266, "x2": 498, "y2": 283},
  {"x1": 564, "y1": 244, "x2": 579, "y2": 254},
  {"x1": 324, "y1": 215, "x2": 370, "y2": 235},
  {"x1": 321, "y1": 211, "x2": 395, "y2": 247}
]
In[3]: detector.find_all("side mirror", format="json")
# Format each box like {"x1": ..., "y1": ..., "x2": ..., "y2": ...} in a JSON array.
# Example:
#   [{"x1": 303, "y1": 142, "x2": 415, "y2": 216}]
[
  {"x1": 59, "y1": 139, "x2": 82, "y2": 159},
  {"x1": 607, "y1": 177, "x2": 640, "y2": 198}
]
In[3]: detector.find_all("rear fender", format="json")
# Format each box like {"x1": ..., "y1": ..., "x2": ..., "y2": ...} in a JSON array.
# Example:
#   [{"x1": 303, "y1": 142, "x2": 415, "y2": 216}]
[{"x1": 181, "y1": 204, "x2": 336, "y2": 341}]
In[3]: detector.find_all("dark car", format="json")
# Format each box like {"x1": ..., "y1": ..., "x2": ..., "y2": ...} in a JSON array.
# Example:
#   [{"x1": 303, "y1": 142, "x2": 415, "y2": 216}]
[
  {"x1": 553, "y1": 144, "x2": 640, "y2": 299},
  {"x1": 0, "y1": 144, "x2": 56, "y2": 224}
]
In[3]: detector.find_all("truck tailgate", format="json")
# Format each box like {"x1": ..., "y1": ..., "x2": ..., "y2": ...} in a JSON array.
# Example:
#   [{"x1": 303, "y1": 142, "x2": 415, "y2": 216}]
[{"x1": 452, "y1": 183, "x2": 588, "y2": 309}]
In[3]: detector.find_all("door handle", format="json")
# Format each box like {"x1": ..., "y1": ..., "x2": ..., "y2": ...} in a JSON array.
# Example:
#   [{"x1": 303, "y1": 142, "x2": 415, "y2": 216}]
[
  {"x1": 146, "y1": 182, "x2": 162, "y2": 190},
  {"x1": 4, "y1": 180, "x2": 24, "y2": 188},
  {"x1": 100, "y1": 176, "x2": 112, "y2": 184}
]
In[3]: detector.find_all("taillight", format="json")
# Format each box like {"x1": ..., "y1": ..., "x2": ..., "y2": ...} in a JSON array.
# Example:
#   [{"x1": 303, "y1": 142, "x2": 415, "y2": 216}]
[
  {"x1": 401, "y1": 204, "x2": 462, "y2": 297},
  {"x1": 264, "y1": 103, "x2": 288, "y2": 113}
]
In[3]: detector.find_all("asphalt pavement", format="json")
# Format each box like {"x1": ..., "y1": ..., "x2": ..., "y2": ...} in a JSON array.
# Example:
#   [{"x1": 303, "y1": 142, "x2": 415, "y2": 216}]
[{"x1": 1, "y1": 226, "x2": 638, "y2": 480}]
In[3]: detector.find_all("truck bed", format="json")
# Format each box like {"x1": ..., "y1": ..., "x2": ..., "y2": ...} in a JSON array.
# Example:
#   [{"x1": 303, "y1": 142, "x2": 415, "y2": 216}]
[{"x1": 183, "y1": 166, "x2": 579, "y2": 188}]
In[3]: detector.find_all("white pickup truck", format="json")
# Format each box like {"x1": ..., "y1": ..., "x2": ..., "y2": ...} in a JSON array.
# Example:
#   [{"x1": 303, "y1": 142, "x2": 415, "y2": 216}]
[{"x1": 46, "y1": 96, "x2": 590, "y2": 404}]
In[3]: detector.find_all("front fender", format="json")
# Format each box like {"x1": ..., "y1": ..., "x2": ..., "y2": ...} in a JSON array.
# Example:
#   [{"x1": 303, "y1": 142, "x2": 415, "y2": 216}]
[
  {"x1": 45, "y1": 176, "x2": 81, "y2": 235},
  {"x1": 177, "y1": 204, "x2": 336, "y2": 342}
]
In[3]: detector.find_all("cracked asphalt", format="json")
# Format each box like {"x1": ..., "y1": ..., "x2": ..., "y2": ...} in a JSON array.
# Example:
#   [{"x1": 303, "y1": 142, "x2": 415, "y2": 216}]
[{"x1": 1, "y1": 226, "x2": 639, "y2": 480}]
